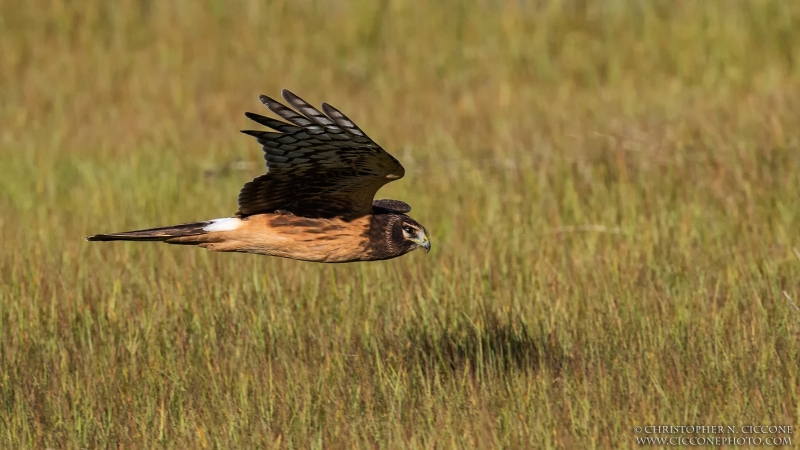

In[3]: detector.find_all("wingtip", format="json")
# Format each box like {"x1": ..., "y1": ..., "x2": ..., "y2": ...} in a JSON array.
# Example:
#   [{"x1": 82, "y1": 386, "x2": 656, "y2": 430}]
[
  {"x1": 258, "y1": 94, "x2": 277, "y2": 107},
  {"x1": 320, "y1": 102, "x2": 336, "y2": 117},
  {"x1": 281, "y1": 88, "x2": 299, "y2": 103}
]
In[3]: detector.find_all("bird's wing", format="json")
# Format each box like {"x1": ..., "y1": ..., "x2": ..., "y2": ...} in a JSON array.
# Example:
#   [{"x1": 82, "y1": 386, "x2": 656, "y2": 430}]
[
  {"x1": 372, "y1": 199, "x2": 411, "y2": 213},
  {"x1": 238, "y1": 90, "x2": 405, "y2": 219}
]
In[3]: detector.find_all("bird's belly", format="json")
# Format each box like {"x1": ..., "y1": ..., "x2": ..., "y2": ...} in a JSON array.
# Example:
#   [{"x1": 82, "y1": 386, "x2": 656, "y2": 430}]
[{"x1": 215, "y1": 214, "x2": 373, "y2": 262}]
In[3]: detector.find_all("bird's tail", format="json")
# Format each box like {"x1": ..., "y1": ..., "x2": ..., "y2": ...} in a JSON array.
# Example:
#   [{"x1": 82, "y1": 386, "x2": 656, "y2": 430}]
[{"x1": 86, "y1": 221, "x2": 214, "y2": 243}]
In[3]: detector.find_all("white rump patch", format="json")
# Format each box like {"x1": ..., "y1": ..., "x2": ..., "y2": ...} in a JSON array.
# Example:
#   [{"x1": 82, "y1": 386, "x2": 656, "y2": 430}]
[{"x1": 203, "y1": 218, "x2": 241, "y2": 232}]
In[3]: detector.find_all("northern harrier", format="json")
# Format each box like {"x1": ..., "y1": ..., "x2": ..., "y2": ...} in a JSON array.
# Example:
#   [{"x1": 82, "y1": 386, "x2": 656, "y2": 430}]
[{"x1": 87, "y1": 90, "x2": 430, "y2": 262}]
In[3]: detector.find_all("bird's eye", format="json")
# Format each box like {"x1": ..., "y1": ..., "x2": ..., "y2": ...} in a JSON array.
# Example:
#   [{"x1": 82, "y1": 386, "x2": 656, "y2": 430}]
[{"x1": 403, "y1": 226, "x2": 414, "y2": 234}]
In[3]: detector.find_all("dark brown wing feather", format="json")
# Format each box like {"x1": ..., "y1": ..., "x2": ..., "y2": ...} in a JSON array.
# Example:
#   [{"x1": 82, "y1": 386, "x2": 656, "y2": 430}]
[
  {"x1": 238, "y1": 90, "x2": 405, "y2": 219},
  {"x1": 372, "y1": 199, "x2": 411, "y2": 214}
]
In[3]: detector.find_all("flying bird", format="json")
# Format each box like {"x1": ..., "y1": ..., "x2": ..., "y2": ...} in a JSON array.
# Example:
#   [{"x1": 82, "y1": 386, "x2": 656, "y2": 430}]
[{"x1": 87, "y1": 90, "x2": 430, "y2": 262}]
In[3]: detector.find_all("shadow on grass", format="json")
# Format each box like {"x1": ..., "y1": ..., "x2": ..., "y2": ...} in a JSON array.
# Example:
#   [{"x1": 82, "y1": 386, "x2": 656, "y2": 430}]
[{"x1": 387, "y1": 309, "x2": 570, "y2": 376}]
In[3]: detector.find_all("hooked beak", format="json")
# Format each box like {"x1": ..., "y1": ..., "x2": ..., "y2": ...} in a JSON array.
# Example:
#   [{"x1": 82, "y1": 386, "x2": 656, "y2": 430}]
[{"x1": 421, "y1": 235, "x2": 431, "y2": 253}]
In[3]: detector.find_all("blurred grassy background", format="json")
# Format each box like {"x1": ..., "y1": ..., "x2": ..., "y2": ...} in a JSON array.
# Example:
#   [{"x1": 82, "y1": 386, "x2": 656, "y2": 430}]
[{"x1": 1, "y1": 0, "x2": 800, "y2": 448}]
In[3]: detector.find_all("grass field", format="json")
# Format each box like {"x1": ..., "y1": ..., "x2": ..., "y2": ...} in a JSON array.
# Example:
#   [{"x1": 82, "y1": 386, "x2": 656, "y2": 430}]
[{"x1": 2, "y1": 0, "x2": 800, "y2": 448}]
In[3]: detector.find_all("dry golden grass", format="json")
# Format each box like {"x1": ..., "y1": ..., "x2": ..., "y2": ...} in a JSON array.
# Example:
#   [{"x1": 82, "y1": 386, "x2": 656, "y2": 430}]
[{"x1": 1, "y1": 0, "x2": 799, "y2": 448}]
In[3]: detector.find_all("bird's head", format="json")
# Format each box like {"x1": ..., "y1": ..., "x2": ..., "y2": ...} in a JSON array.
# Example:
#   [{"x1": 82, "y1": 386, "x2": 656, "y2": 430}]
[
  {"x1": 394, "y1": 217, "x2": 430, "y2": 253},
  {"x1": 367, "y1": 213, "x2": 431, "y2": 260}
]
